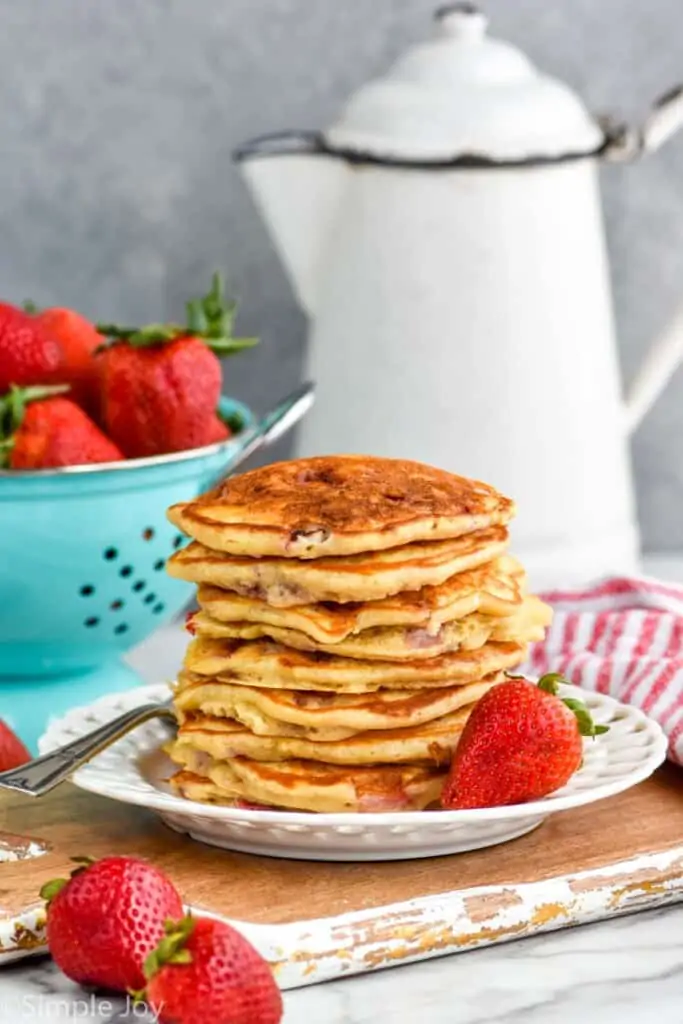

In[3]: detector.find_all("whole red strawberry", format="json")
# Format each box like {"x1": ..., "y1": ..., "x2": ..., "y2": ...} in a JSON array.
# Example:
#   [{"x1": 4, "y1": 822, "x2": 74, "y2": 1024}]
[
  {"x1": 97, "y1": 273, "x2": 255, "y2": 458},
  {"x1": 144, "y1": 916, "x2": 283, "y2": 1024},
  {"x1": 0, "y1": 302, "x2": 63, "y2": 392},
  {"x1": 0, "y1": 386, "x2": 123, "y2": 469},
  {"x1": 32, "y1": 306, "x2": 104, "y2": 416},
  {"x1": 41, "y1": 856, "x2": 184, "y2": 992},
  {"x1": 0, "y1": 720, "x2": 31, "y2": 770},
  {"x1": 441, "y1": 673, "x2": 608, "y2": 810}
]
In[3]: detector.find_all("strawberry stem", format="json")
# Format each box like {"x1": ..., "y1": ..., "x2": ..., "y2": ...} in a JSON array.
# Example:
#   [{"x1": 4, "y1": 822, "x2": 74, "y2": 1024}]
[
  {"x1": 537, "y1": 672, "x2": 609, "y2": 738},
  {"x1": 96, "y1": 272, "x2": 258, "y2": 356}
]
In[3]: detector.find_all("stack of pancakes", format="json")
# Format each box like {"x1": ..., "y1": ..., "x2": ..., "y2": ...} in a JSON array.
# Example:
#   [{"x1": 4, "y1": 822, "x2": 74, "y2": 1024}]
[{"x1": 165, "y1": 455, "x2": 551, "y2": 813}]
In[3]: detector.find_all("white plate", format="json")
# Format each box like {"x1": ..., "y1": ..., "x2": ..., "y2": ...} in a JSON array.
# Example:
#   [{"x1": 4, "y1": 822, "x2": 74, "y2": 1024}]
[{"x1": 38, "y1": 683, "x2": 668, "y2": 862}]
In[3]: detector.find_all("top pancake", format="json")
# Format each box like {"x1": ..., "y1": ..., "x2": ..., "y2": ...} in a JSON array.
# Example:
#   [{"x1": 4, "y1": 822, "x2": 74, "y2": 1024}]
[{"x1": 167, "y1": 455, "x2": 515, "y2": 559}]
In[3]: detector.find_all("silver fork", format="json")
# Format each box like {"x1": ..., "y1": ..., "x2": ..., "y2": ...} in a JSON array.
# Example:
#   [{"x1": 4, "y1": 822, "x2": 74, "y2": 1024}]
[{"x1": 0, "y1": 699, "x2": 176, "y2": 798}]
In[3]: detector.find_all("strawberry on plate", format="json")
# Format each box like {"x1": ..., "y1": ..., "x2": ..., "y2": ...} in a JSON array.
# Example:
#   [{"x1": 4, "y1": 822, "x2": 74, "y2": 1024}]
[
  {"x1": 97, "y1": 273, "x2": 256, "y2": 459},
  {"x1": 441, "y1": 672, "x2": 608, "y2": 810},
  {"x1": 0, "y1": 302, "x2": 63, "y2": 393},
  {"x1": 0, "y1": 720, "x2": 31, "y2": 771},
  {"x1": 0, "y1": 385, "x2": 123, "y2": 469},
  {"x1": 41, "y1": 855, "x2": 184, "y2": 992},
  {"x1": 143, "y1": 915, "x2": 283, "y2": 1024}
]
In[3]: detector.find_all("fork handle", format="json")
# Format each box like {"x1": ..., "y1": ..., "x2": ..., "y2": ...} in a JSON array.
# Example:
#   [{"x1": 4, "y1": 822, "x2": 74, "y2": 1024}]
[{"x1": 0, "y1": 702, "x2": 175, "y2": 798}]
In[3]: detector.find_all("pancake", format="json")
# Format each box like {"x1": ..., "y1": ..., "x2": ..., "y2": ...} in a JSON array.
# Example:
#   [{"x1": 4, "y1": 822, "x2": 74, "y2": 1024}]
[
  {"x1": 189, "y1": 594, "x2": 550, "y2": 661},
  {"x1": 167, "y1": 454, "x2": 515, "y2": 559},
  {"x1": 167, "y1": 527, "x2": 509, "y2": 606},
  {"x1": 173, "y1": 675, "x2": 501, "y2": 741},
  {"x1": 195, "y1": 555, "x2": 526, "y2": 643},
  {"x1": 180, "y1": 638, "x2": 527, "y2": 692},
  {"x1": 168, "y1": 702, "x2": 472, "y2": 767},
  {"x1": 169, "y1": 757, "x2": 446, "y2": 813}
]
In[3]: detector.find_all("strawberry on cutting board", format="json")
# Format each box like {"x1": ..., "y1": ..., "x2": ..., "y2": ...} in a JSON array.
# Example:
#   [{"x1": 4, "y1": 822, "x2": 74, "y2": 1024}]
[
  {"x1": 441, "y1": 673, "x2": 609, "y2": 810},
  {"x1": 97, "y1": 273, "x2": 257, "y2": 458},
  {"x1": 28, "y1": 305, "x2": 104, "y2": 416},
  {"x1": 143, "y1": 915, "x2": 283, "y2": 1024},
  {"x1": 0, "y1": 302, "x2": 63, "y2": 392},
  {"x1": 41, "y1": 855, "x2": 184, "y2": 992},
  {"x1": 0, "y1": 385, "x2": 123, "y2": 469},
  {"x1": 0, "y1": 720, "x2": 31, "y2": 770}
]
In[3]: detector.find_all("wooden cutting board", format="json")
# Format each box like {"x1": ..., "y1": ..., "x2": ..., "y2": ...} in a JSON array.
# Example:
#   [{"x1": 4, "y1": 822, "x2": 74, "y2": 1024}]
[{"x1": 2, "y1": 767, "x2": 683, "y2": 988}]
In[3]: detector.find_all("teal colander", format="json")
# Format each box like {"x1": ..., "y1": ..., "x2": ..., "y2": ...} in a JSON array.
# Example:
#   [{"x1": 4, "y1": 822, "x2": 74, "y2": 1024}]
[{"x1": 0, "y1": 395, "x2": 255, "y2": 752}]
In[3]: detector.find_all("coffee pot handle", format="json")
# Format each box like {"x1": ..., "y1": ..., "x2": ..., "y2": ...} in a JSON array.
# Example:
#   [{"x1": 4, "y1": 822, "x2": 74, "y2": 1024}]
[
  {"x1": 600, "y1": 85, "x2": 683, "y2": 434},
  {"x1": 602, "y1": 84, "x2": 683, "y2": 162}
]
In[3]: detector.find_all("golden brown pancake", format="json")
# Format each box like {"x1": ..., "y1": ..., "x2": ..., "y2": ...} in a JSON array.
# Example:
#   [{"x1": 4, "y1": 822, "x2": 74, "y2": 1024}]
[
  {"x1": 167, "y1": 527, "x2": 509, "y2": 606},
  {"x1": 190, "y1": 594, "x2": 550, "y2": 661},
  {"x1": 169, "y1": 757, "x2": 446, "y2": 813},
  {"x1": 173, "y1": 675, "x2": 501, "y2": 741},
  {"x1": 167, "y1": 455, "x2": 515, "y2": 559},
  {"x1": 168, "y1": 704, "x2": 471, "y2": 767},
  {"x1": 180, "y1": 638, "x2": 527, "y2": 692},
  {"x1": 195, "y1": 555, "x2": 525, "y2": 643}
]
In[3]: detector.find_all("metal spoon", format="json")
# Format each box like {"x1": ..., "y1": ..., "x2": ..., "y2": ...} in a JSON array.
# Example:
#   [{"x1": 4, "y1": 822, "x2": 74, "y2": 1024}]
[{"x1": 0, "y1": 381, "x2": 316, "y2": 798}]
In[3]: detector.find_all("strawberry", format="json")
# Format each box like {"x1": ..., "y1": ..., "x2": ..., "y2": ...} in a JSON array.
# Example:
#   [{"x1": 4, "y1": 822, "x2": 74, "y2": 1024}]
[
  {"x1": 41, "y1": 855, "x2": 184, "y2": 992},
  {"x1": 30, "y1": 305, "x2": 104, "y2": 416},
  {"x1": 0, "y1": 385, "x2": 124, "y2": 469},
  {"x1": 143, "y1": 916, "x2": 283, "y2": 1024},
  {"x1": 441, "y1": 673, "x2": 609, "y2": 810},
  {"x1": 0, "y1": 720, "x2": 31, "y2": 771},
  {"x1": 203, "y1": 413, "x2": 231, "y2": 445},
  {"x1": 0, "y1": 302, "x2": 63, "y2": 392},
  {"x1": 97, "y1": 273, "x2": 255, "y2": 459}
]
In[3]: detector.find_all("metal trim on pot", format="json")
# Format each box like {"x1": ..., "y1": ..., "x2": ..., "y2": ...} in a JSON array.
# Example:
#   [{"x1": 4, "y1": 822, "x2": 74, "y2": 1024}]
[{"x1": 233, "y1": 130, "x2": 607, "y2": 170}]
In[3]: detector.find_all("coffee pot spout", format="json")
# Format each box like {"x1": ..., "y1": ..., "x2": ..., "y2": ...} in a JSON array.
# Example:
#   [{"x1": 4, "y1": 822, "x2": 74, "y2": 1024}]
[{"x1": 234, "y1": 132, "x2": 348, "y2": 316}]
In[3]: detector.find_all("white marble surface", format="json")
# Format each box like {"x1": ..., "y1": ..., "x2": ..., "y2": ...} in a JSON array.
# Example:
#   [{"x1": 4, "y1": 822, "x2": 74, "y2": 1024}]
[
  {"x1": 3, "y1": 555, "x2": 683, "y2": 1022},
  {"x1": 2, "y1": 905, "x2": 683, "y2": 1023}
]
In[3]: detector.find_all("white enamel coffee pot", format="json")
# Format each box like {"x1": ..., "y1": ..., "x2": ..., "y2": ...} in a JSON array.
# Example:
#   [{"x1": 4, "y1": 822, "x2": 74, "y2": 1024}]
[{"x1": 235, "y1": 4, "x2": 683, "y2": 588}]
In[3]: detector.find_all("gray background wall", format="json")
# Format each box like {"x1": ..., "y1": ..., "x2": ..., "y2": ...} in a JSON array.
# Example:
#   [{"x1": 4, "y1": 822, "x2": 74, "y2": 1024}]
[{"x1": 3, "y1": 0, "x2": 683, "y2": 550}]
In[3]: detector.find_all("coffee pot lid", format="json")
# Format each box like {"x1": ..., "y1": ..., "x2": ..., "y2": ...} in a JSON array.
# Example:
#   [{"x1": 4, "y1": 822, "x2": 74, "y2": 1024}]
[{"x1": 324, "y1": 4, "x2": 605, "y2": 164}]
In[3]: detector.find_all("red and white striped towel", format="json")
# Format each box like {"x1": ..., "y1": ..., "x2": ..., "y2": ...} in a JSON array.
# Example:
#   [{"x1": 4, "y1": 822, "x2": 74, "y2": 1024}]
[{"x1": 523, "y1": 576, "x2": 683, "y2": 766}]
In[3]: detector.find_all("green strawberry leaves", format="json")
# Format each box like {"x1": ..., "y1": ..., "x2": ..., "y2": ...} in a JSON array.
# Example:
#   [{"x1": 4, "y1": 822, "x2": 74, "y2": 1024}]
[
  {"x1": 536, "y1": 672, "x2": 609, "y2": 738},
  {"x1": 142, "y1": 915, "x2": 195, "y2": 984},
  {"x1": 0, "y1": 384, "x2": 70, "y2": 467},
  {"x1": 39, "y1": 855, "x2": 99, "y2": 905},
  {"x1": 97, "y1": 272, "x2": 258, "y2": 356},
  {"x1": 39, "y1": 877, "x2": 69, "y2": 904}
]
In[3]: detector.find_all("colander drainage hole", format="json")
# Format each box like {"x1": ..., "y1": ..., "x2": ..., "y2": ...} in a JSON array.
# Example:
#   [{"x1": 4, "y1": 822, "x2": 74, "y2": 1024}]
[
  {"x1": 80, "y1": 585, "x2": 95, "y2": 597},
  {"x1": 173, "y1": 535, "x2": 184, "y2": 549},
  {"x1": 110, "y1": 599, "x2": 124, "y2": 611},
  {"x1": 119, "y1": 565, "x2": 133, "y2": 578},
  {"x1": 132, "y1": 580, "x2": 146, "y2": 593},
  {"x1": 144, "y1": 593, "x2": 156, "y2": 605},
  {"x1": 154, "y1": 559, "x2": 165, "y2": 571},
  {"x1": 103, "y1": 547, "x2": 118, "y2": 561},
  {"x1": 84, "y1": 617, "x2": 100, "y2": 628},
  {"x1": 153, "y1": 602, "x2": 165, "y2": 614},
  {"x1": 114, "y1": 623, "x2": 129, "y2": 635},
  {"x1": 142, "y1": 527, "x2": 155, "y2": 541}
]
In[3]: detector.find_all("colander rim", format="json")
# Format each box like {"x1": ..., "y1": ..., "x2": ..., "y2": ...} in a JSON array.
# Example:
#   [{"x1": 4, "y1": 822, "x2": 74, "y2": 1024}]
[{"x1": 0, "y1": 395, "x2": 254, "y2": 480}]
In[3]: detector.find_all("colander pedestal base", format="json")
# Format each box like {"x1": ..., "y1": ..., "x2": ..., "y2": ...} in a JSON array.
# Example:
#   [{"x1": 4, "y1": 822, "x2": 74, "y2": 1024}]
[{"x1": 0, "y1": 660, "x2": 142, "y2": 753}]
